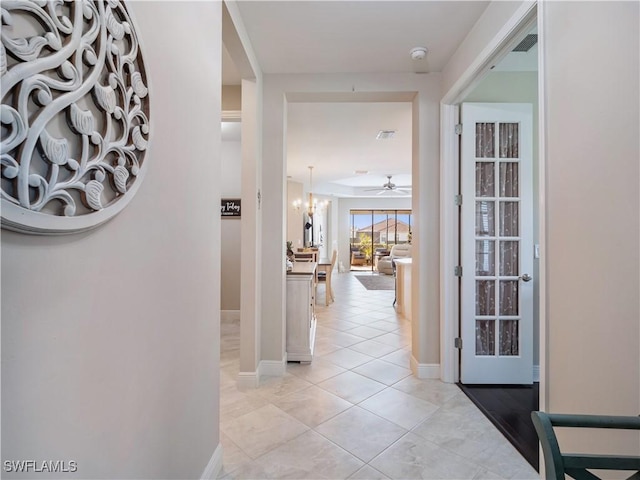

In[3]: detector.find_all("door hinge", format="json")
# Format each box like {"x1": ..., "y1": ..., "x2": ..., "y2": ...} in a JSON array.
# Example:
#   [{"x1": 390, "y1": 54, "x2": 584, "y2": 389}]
[
  {"x1": 454, "y1": 265, "x2": 462, "y2": 277},
  {"x1": 454, "y1": 194, "x2": 462, "y2": 206},
  {"x1": 454, "y1": 124, "x2": 463, "y2": 135},
  {"x1": 454, "y1": 337, "x2": 463, "y2": 349}
]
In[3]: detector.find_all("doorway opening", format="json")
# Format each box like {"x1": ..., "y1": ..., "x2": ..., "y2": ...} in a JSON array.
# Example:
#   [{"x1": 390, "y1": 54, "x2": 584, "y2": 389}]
[
  {"x1": 440, "y1": 6, "x2": 540, "y2": 472},
  {"x1": 456, "y1": 102, "x2": 538, "y2": 470},
  {"x1": 284, "y1": 94, "x2": 418, "y2": 374}
]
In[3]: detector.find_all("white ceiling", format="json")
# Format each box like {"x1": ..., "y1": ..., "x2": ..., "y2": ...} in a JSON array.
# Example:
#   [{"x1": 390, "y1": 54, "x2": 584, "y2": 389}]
[
  {"x1": 222, "y1": 1, "x2": 537, "y2": 198},
  {"x1": 286, "y1": 102, "x2": 412, "y2": 197},
  {"x1": 234, "y1": 1, "x2": 490, "y2": 75}
]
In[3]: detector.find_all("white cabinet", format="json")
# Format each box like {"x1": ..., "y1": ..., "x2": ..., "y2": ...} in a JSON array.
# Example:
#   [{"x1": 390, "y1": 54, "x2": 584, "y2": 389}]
[
  {"x1": 286, "y1": 263, "x2": 317, "y2": 362},
  {"x1": 395, "y1": 258, "x2": 412, "y2": 321}
]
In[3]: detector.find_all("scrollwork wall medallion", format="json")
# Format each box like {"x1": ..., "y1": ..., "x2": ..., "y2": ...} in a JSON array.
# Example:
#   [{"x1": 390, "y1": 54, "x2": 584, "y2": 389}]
[{"x1": 1, "y1": 0, "x2": 151, "y2": 234}]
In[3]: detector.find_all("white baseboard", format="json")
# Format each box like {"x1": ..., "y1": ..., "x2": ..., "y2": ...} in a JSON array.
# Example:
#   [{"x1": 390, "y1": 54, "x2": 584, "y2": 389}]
[
  {"x1": 237, "y1": 371, "x2": 259, "y2": 388},
  {"x1": 258, "y1": 356, "x2": 287, "y2": 377},
  {"x1": 237, "y1": 356, "x2": 287, "y2": 388},
  {"x1": 533, "y1": 365, "x2": 540, "y2": 382},
  {"x1": 221, "y1": 310, "x2": 240, "y2": 322},
  {"x1": 201, "y1": 443, "x2": 223, "y2": 480},
  {"x1": 410, "y1": 356, "x2": 441, "y2": 379}
]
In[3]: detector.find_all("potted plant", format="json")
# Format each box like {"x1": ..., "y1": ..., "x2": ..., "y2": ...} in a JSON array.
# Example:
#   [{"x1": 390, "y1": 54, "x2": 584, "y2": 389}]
[{"x1": 286, "y1": 241, "x2": 295, "y2": 262}]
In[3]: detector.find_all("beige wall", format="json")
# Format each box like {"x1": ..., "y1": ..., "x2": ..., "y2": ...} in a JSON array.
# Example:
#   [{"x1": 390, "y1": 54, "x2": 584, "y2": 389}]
[
  {"x1": 542, "y1": 0, "x2": 639, "y2": 453},
  {"x1": 1, "y1": 2, "x2": 222, "y2": 478},
  {"x1": 222, "y1": 85, "x2": 242, "y2": 111},
  {"x1": 287, "y1": 180, "x2": 304, "y2": 250},
  {"x1": 224, "y1": 0, "x2": 265, "y2": 381},
  {"x1": 221, "y1": 138, "x2": 242, "y2": 311}
]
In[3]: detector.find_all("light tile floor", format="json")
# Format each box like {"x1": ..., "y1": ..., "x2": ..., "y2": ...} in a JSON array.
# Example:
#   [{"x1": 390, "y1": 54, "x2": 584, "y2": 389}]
[{"x1": 219, "y1": 272, "x2": 538, "y2": 479}]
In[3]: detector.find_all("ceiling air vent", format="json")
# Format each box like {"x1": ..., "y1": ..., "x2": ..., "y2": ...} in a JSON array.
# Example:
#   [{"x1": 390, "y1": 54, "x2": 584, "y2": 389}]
[
  {"x1": 512, "y1": 34, "x2": 538, "y2": 52},
  {"x1": 376, "y1": 130, "x2": 396, "y2": 140}
]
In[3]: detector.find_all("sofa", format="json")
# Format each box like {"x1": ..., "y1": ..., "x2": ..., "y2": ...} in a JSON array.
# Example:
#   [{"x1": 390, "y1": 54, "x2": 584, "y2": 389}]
[{"x1": 377, "y1": 244, "x2": 411, "y2": 275}]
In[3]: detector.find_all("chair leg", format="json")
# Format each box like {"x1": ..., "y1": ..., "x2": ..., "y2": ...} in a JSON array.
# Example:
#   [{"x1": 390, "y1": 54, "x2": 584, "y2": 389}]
[{"x1": 327, "y1": 277, "x2": 336, "y2": 302}]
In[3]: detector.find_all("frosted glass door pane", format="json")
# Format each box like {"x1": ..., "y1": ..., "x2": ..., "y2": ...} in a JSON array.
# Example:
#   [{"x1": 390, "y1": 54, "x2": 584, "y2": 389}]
[
  {"x1": 499, "y1": 202, "x2": 519, "y2": 236},
  {"x1": 476, "y1": 240, "x2": 495, "y2": 276},
  {"x1": 499, "y1": 123, "x2": 519, "y2": 158},
  {"x1": 499, "y1": 162, "x2": 519, "y2": 197},
  {"x1": 476, "y1": 320, "x2": 496, "y2": 356},
  {"x1": 499, "y1": 241, "x2": 519, "y2": 276},
  {"x1": 499, "y1": 320, "x2": 519, "y2": 356},
  {"x1": 499, "y1": 280, "x2": 519, "y2": 315},
  {"x1": 476, "y1": 201, "x2": 495, "y2": 236},
  {"x1": 476, "y1": 280, "x2": 495, "y2": 315},
  {"x1": 475, "y1": 123, "x2": 495, "y2": 158},
  {"x1": 476, "y1": 162, "x2": 495, "y2": 197}
]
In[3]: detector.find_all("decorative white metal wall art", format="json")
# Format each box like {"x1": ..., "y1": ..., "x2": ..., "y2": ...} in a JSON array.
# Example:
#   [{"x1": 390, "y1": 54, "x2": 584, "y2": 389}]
[{"x1": 1, "y1": 0, "x2": 151, "y2": 234}]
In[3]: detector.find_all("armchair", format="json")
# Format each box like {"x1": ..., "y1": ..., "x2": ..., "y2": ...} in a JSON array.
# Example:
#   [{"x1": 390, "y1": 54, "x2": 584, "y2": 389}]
[
  {"x1": 377, "y1": 244, "x2": 411, "y2": 275},
  {"x1": 531, "y1": 411, "x2": 640, "y2": 480},
  {"x1": 350, "y1": 247, "x2": 366, "y2": 266}
]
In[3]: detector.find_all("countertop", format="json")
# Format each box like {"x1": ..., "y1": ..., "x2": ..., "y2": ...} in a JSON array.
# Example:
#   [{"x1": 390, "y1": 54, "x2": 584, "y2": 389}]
[{"x1": 287, "y1": 262, "x2": 317, "y2": 275}]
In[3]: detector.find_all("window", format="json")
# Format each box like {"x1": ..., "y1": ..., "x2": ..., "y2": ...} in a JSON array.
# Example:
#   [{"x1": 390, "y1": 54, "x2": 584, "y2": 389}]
[{"x1": 349, "y1": 209, "x2": 412, "y2": 271}]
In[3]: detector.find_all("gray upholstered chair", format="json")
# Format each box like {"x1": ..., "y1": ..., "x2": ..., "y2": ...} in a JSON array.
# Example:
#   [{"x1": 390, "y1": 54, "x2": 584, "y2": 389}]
[{"x1": 377, "y1": 244, "x2": 411, "y2": 275}]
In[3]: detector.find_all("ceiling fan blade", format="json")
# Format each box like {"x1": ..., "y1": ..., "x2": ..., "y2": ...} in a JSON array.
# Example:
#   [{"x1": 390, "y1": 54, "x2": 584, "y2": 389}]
[{"x1": 363, "y1": 175, "x2": 412, "y2": 194}]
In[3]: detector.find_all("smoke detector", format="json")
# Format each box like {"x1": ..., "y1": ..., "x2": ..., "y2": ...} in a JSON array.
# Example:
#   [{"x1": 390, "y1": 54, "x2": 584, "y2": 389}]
[{"x1": 410, "y1": 47, "x2": 428, "y2": 60}]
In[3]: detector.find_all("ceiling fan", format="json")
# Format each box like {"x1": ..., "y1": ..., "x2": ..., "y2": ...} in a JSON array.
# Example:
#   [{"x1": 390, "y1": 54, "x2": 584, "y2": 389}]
[{"x1": 365, "y1": 175, "x2": 412, "y2": 195}]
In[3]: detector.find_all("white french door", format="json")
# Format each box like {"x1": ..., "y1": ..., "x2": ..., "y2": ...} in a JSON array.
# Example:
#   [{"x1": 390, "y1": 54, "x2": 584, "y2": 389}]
[{"x1": 460, "y1": 103, "x2": 533, "y2": 384}]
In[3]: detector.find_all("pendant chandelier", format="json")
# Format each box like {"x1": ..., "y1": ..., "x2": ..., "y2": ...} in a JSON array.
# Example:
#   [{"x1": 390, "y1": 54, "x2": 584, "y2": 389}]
[
  {"x1": 306, "y1": 166, "x2": 315, "y2": 217},
  {"x1": 292, "y1": 165, "x2": 326, "y2": 216}
]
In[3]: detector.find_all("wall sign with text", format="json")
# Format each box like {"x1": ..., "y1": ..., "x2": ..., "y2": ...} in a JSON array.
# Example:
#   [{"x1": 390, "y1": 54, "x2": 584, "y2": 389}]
[{"x1": 221, "y1": 199, "x2": 241, "y2": 218}]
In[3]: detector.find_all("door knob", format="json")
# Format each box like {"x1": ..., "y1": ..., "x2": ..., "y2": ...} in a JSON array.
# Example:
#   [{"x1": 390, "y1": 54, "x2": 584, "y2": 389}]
[{"x1": 520, "y1": 273, "x2": 532, "y2": 282}]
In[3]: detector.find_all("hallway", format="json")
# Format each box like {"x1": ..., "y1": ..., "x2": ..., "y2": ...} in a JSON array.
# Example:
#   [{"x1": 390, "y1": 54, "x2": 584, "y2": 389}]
[{"x1": 219, "y1": 272, "x2": 538, "y2": 479}]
